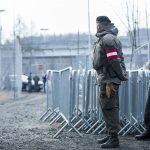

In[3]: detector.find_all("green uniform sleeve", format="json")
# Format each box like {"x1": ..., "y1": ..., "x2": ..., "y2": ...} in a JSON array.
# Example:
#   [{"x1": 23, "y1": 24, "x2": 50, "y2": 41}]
[{"x1": 102, "y1": 34, "x2": 127, "y2": 80}]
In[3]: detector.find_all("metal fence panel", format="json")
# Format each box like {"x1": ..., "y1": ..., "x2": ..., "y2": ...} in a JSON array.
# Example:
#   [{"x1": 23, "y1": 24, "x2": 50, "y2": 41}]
[
  {"x1": 43, "y1": 68, "x2": 150, "y2": 136},
  {"x1": 59, "y1": 67, "x2": 72, "y2": 121}
]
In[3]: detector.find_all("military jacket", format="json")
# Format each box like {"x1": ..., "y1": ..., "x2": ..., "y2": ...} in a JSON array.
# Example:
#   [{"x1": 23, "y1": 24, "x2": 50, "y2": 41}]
[{"x1": 92, "y1": 23, "x2": 126, "y2": 85}]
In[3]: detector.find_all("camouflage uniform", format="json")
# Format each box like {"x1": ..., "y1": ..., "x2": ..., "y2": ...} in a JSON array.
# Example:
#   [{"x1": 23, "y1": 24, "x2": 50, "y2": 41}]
[
  {"x1": 93, "y1": 23, "x2": 127, "y2": 134},
  {"x1": 135, "y1": 78, "x2": 150, "y2": 140},
  {"x1": 144, "y1": 80, "x2": 150, "y2": 130}
]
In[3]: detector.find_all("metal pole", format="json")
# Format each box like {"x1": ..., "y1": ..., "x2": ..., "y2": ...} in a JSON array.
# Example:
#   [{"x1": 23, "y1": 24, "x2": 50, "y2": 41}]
[
  {"x1": 77, "y1": 30, "x2": 79, "y2": 69},
  {"x1": 40, "y1": 28, "x2": 48, "y2": 45},
  {"x1": 0, "y1": 9, "x2": 5, "y2": 89},
  {"x1": 88, "y1": 0, "x2": 91, "y2": 69},
  {"x1": 0, "y1": 24, "x2": 2, "y2": 89},
  {"x1": 148, "y1": 43, "x2": 150, "y2": 61}
]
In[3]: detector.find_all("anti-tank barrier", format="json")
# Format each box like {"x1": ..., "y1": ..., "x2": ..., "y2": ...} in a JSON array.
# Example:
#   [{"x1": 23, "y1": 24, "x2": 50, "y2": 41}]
[{"x1": 41, "y1": 67, "x2": 149, "y2": 138}]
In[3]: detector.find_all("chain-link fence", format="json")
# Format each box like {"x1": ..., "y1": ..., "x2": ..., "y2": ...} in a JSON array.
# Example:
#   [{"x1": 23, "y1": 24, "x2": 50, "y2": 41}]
[
  {"x1": 131, "y1": 43, "x2": 150, "y2": 69},
  {"x1": 0, "y1": 36, "x2": 22, "y2": 98}
]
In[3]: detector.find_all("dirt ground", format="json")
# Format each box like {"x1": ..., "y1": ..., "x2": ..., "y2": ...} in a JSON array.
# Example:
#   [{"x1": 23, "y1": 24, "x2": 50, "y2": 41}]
[{"x1": 0, "y1": 91, "x2": 150, "y2": 150}]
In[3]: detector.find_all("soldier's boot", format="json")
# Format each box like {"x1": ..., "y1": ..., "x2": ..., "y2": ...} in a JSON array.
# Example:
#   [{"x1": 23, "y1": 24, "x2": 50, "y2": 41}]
[
  {"x1": 100, "y1": 133, "x2": 119, "y2": 148},
  {"x1": 97, "y1": 135, "x2": 110, "y2": 144},
  {"x1": 135, "y1": 130, "x2": 150, "y2": 140}
]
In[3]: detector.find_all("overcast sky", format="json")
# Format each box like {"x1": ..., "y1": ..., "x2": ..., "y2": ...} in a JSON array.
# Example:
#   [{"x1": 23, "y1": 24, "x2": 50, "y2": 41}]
[{"x1": 1, "y1": 0, "x2": 150, "y2": 40}]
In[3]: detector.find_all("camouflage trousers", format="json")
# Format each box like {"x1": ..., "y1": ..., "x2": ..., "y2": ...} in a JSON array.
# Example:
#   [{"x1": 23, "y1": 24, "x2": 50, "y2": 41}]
[
  {"x1": 98, "y1": 83, "x2": 120, "y2": 133},
  {"x1": 144, "y1": 87, "x2": 150, "y2": 129}
]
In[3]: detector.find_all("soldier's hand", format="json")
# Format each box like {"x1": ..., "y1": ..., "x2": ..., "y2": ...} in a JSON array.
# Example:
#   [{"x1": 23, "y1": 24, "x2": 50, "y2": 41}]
[{"x1": 121, "y1": 74, "x2": 128, "y2": 81}]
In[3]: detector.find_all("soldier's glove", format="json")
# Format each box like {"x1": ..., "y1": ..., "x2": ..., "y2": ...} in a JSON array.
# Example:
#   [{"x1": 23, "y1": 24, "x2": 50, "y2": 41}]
[{"x1": 106, "y1": 83, "x2": 116, "y2": 98}]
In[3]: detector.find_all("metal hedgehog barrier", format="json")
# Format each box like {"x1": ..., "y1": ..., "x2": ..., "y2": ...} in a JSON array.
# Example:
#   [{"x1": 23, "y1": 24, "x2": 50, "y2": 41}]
[{"x1": 40, "y1": 67, "x2": 149, "y2": 138}]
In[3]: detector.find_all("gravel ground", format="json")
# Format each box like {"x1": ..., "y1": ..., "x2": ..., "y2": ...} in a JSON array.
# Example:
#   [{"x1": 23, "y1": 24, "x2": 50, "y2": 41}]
[{"x1": 0, "y1": 91, "x2": 150, "y2": 150}]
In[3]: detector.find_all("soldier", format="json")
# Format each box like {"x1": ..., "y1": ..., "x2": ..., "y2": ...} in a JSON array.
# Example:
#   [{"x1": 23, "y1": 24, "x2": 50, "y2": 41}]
[
  {"x1": 92, "y1": 16, "x2": 128, "y2": 148},
  {"x1": 42, "y1": 72, "x2": 47, "y2": 93},
  {"x1": 33, "y1": 75, "x2": 40, "y2": 92},
  {"x1": 28, "y1": 72, "x2": 32, "y2": 93},
  {"x1": 135, "y1": 61, "x2": 150, "y2": 140}
]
